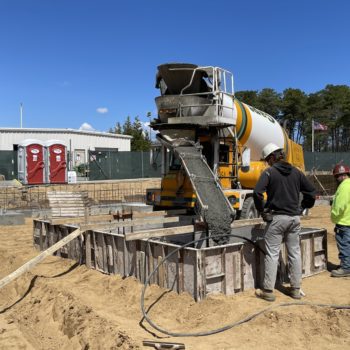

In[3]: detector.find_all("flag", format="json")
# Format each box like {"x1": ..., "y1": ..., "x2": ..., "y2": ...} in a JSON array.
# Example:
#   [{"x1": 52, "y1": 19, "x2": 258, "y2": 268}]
[{"x1": 313, "y1": 121, "x2": 328, "y2": 131}]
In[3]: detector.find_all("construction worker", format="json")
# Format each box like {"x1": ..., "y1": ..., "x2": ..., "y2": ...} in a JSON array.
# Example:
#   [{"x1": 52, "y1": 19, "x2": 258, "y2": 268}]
[
  {"x1": 330, "y1": 164, "x2": 350, "y2": 277},
  {"x1": 253, "y1": 143, "x2": 316, "y2": 302}
]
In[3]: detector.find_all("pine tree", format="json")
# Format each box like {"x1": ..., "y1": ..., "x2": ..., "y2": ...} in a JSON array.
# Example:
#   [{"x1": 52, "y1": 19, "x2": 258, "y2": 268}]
[{"x1": 108, "y1": 116, "x2": 151, "y2": 151}]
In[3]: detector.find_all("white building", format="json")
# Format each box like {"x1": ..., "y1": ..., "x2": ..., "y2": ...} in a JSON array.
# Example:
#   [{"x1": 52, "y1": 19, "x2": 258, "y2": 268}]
[{"x1": 0, "y1": 128, "x2": 132, "y2": 167}]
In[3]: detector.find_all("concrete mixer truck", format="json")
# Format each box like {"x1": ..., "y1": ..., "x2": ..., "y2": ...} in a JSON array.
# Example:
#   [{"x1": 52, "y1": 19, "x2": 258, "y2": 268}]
[{"x1": 146, "y1": 63, "x2": 305, "y2": 220}]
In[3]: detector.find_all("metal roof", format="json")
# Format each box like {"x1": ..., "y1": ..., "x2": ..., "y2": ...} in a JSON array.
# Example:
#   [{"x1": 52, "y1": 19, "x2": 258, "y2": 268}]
[{"x1": 0, "y1": 127, "x2": 132, "y2": 139}]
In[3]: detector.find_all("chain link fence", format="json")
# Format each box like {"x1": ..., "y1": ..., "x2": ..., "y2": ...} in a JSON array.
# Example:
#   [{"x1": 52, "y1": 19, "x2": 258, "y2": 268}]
[
  {"x1": 1, "y1": 150, "x2": 350, "y2": 181},
  {"x1": 88, "y1": 150, "x2": 161, "y2": 180},
  {"x1": 1, "y1": 150, "x2": 346, "y2": 209},
  {"x1": 304, "y1": 152, "x2": 350, "y2": 172}
]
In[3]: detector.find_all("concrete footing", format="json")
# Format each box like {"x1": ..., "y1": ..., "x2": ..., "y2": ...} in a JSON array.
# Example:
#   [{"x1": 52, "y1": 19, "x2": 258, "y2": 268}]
[{"x1": 0, "y1": 211, "x2": 25, "y2": 225}]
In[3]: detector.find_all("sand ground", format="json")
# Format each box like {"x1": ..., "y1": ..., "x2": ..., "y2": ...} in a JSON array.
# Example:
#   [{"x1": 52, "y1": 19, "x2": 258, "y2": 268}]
[{"x1": 0, "y1": 205, "x2": 349, "y2": 350}]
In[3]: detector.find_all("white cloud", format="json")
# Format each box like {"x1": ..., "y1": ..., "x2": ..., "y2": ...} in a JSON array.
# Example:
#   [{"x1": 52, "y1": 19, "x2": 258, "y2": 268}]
[
  {"x1": 79, "y1": 122, "x2": 95, "y2": 131},
  {"x1": 96, "y1": 107, "x2": 108, "y2": 114}
]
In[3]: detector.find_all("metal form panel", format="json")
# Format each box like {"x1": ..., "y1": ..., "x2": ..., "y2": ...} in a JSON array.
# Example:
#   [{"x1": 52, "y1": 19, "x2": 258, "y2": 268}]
[{"x1": 33, "y1": 220, "x2": 327, "y2": 301}]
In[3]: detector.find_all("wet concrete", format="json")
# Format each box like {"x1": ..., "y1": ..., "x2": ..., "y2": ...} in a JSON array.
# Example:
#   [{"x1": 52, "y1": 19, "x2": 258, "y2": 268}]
[{"x1": 175, "y1": 146, "x2": 233, "y2": 244}]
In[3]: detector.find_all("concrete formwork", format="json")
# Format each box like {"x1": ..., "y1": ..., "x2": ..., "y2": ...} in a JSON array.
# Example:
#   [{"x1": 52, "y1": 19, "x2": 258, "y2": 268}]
[{"x1": 33, "y1": 216, "x2": 327, "y2": 301}]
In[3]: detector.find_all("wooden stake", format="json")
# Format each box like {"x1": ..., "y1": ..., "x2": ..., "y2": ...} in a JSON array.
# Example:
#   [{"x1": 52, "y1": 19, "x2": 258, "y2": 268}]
[{"x1": 79, "y1": 216, "x2": 179, "y2": 231}]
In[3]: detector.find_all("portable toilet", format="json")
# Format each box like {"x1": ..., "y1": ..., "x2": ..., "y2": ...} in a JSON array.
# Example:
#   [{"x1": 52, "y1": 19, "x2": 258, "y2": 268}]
[
  {"x1": 45, "y1": 140, "x2": 67, "y2": 184},
  {"x1": 17, "y1": 139, "x2": 46, "y2": 185}
]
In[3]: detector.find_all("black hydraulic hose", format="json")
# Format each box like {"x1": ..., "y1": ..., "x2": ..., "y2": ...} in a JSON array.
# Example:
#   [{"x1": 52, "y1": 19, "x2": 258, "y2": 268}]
[
  {"x1": 140, "y1": 233, "x2": 350, "y2": 337},
  {"x1": 141, "y1": 233, "x2": 262, "y2": 335}
]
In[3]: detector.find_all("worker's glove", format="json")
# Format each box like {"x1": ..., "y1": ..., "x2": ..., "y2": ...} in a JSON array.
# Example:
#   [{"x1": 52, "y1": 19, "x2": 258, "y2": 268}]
[
  {"x1": 329, "y1": 197, "x2": 334, "y2": 206},
  {"x1": 260, "y1": 210, "x2": 273, "y2": 223},
  {"x1": 299, "y1": 207, "x2": 309, "y2": 216}
]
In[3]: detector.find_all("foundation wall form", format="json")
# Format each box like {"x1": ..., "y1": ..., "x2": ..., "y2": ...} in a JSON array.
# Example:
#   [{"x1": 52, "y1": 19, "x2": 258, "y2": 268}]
[{"x1": 33, "y1": 220, "x2": 327, "y2": 301}]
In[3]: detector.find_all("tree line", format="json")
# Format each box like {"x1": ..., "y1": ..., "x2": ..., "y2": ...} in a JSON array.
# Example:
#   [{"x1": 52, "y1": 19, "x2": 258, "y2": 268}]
[
  {"x1": 109, "y1": 84, "x2": 350, "y2": 152},
  {"x1": 236, "y1": 84, "x2": 350, "y2": 152},
  {"x1": 109, "y1": 116, "x2": 151, "y2": 151}
]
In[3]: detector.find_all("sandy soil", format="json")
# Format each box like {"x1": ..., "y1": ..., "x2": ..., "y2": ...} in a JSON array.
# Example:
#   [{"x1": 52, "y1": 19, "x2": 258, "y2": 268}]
[{"x1": 0, "y1": 205, "x2": 349, "y2": 350}]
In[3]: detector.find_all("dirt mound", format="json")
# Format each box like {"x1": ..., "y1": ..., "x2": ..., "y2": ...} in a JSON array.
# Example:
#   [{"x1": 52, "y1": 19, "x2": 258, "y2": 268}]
[
  {"x1": 0, "y1": 207, "x2": 349, "y2": 349},
  {"x1": 10, "y1": 279, "x2": 137, "y2": 349}
]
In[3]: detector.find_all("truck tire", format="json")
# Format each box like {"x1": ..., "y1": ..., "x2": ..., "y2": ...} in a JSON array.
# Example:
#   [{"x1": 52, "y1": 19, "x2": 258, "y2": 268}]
[{"x1": 240, "y1": 197, "x2": 258, "y2": 219}]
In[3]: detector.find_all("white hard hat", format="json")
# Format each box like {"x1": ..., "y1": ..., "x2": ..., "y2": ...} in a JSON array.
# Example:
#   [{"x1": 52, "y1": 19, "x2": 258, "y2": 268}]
[{"x1": 261, "y1": 143, "x2": 282, "y2": 160}]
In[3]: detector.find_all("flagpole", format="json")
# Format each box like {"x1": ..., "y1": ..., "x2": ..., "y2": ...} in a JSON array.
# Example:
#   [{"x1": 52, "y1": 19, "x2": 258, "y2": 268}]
[
  {"x1": 311, "y1": 119, "x2": 314, "y2": 153},
  {"x1": 20, "y1": 103, "x2": 23, "y2": 128}
]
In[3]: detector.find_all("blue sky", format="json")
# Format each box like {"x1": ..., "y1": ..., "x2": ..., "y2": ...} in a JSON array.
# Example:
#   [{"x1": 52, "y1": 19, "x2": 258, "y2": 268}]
[{"x1": 0, "y1": 0, "x2": 349, "y2": 132}]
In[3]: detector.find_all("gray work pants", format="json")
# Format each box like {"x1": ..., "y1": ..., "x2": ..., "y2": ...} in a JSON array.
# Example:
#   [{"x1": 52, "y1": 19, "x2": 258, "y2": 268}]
[{"x1": 263, "y1": 215, "x2": 301, "y2": 291}]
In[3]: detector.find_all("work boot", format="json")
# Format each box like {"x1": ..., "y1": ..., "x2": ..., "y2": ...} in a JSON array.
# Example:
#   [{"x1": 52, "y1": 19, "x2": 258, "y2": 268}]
[
  {"x1": 289, "y1": 288, "x2": 301, "y2": 300},
  {"x1": 255, "y1": 289, "x2": 276, "y2": 302},
  {"x1": 331, "y1": 268, "x2": 350, "y2": 277}
]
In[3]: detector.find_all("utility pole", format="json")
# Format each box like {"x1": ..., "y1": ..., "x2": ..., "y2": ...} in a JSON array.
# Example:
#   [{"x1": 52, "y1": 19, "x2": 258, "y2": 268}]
[
  {"x1": 147, "y1": 111, "x2": 152, "y2": 142},
  {"x1": 20, "y1": 103, "x2": 23, "y2": 128},
  {"x1": 311, "y1": 119, "x2": 315, "y2": 170}
]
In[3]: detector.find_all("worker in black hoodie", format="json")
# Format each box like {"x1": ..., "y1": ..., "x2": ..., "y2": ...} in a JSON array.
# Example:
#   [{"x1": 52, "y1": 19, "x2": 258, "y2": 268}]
[{"x1": 253, "y1": 143, "x2": 316, "y2": 302}]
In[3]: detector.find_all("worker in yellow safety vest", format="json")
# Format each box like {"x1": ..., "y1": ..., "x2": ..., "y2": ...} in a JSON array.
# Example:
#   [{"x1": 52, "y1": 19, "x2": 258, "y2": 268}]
[{"x1": 330, "y1": 164, "x2": 350, "y2": 277}]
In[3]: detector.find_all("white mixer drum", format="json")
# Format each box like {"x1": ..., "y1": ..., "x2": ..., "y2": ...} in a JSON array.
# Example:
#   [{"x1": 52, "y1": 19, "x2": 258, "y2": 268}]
[{"x1": 233, "y1": 100, "x2": 287, "y2": 160}]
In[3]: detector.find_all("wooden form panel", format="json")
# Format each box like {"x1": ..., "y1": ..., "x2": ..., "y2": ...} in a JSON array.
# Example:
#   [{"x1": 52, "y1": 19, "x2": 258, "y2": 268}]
[
  {"x1": 33, "y1": 220, "x2": 327, "y2": 301},
  {"x1": 300, "y1": 230, "x2": 327, "y2": 276},
  {"x1": 33, "y1": 220, "x2": 83, "y2": 261}
]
